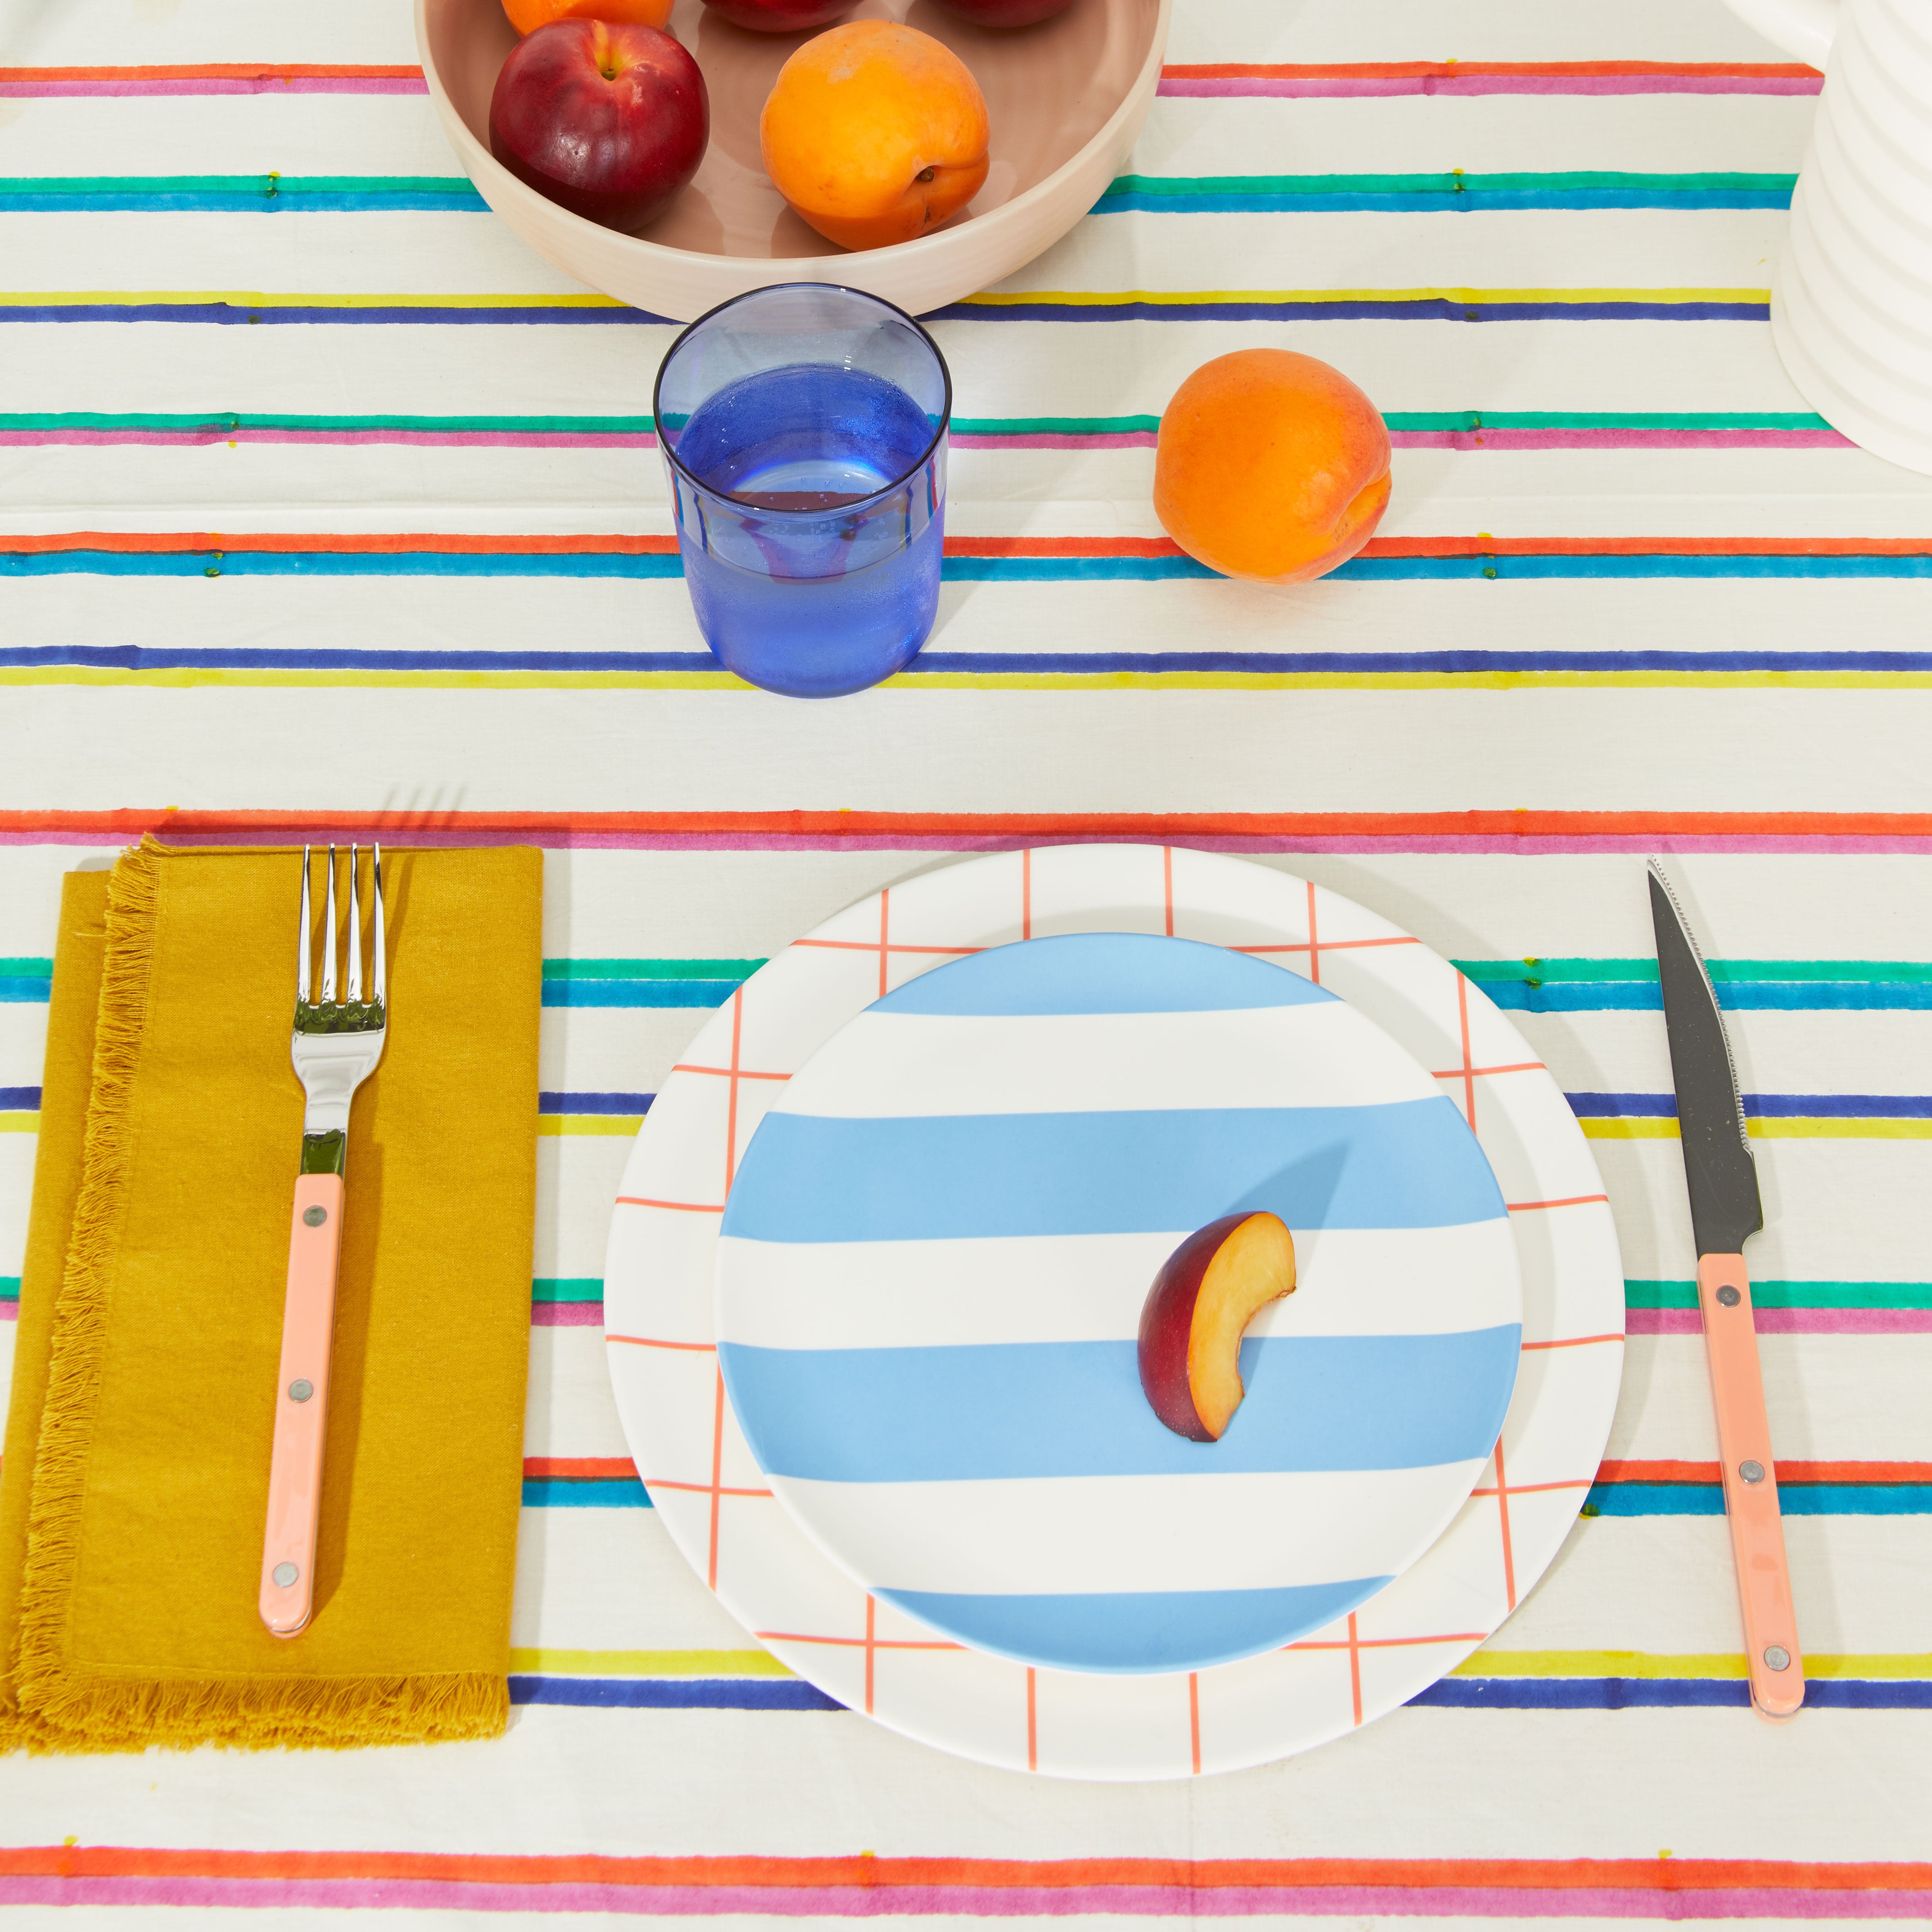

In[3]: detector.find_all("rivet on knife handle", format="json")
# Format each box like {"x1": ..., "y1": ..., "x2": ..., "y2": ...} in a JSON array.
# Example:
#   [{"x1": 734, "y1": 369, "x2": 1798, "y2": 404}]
[{"x1": 1697, "y1": 1255, "x2": 1804, "y2": 1720}]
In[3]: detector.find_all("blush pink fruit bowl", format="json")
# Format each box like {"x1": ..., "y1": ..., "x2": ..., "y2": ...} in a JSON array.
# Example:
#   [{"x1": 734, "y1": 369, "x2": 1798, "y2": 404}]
[{"x1": 416, "y1": 0, "x2": 1169, "y2": 322}]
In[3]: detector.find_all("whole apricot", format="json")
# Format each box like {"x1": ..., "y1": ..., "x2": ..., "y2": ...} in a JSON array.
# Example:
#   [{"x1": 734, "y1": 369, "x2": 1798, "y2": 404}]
[
  {"x1": 760, "y1": 21, "x2": 990, "y2": 252},
  {"x1": 1153, "y1": 350, "x2": 1392, "y2": 585},
  {"x1": 502, "y1": 0, "x2": 672, "y2": 35}
]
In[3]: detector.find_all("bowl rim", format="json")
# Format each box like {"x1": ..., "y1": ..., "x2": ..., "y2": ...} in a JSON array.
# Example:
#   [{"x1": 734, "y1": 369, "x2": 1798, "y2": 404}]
[
  {"x1": 414, "y1": 0, "x2": 1173, "y2": 288},
  {"x1": 653, "y1": 281, "x2": 955, "y2": 514}
]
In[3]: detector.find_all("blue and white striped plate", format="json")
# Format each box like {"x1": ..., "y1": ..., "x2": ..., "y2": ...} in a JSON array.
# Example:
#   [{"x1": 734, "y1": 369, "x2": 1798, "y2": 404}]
[{"x1": 715, "y1": 932, "x2": 1522, "y2": 1676}]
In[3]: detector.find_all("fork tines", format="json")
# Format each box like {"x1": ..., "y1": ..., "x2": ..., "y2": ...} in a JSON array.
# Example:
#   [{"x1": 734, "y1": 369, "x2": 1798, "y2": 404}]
[{"x1": 296, "y1": 844, "x2": 386, "y2": 1026}]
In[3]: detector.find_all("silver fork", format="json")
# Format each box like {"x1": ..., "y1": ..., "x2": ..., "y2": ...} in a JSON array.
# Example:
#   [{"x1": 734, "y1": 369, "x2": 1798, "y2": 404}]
[{"x1": 259, "y1": 844, "x2": 389, "y2": 1638}]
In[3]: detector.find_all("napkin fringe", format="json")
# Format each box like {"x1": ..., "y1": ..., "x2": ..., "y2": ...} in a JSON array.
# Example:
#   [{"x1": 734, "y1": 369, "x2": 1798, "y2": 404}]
[{"x1": 11, "y1": 843, "x2": 160, "y2": 1741}]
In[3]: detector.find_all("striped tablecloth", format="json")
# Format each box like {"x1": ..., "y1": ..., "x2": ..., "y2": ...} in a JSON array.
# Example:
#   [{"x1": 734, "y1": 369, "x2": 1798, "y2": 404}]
[{"x1": 3, "y1": 0, "x2": 1930, "y2": 1919}]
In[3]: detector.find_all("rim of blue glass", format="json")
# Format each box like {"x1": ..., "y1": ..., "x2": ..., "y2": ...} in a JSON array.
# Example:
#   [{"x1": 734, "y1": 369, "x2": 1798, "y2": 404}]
[{"x1": 652, "y1": 281, "x2": 953, "y2": 517}]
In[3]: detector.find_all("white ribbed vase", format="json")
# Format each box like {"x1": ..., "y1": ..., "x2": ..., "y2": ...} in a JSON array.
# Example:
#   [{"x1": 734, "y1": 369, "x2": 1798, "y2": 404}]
[{"x1": 1727, "y1": 0, "x2": 1932, "y2": 475}]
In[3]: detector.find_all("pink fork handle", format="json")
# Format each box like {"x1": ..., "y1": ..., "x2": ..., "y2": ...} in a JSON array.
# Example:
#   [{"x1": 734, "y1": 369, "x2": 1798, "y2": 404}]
[
  {"x1": 1699, "y1": 1253, "x2": 1805, "y2": 1720},
  {"x1": 259, "y1": 1173, "x2": 342, "y2": 1638}
]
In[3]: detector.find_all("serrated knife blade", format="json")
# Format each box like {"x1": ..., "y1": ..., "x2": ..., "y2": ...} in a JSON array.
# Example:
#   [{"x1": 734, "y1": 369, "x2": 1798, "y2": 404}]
[{"x1": 1647, "y1": 860, "x2": 1802, "y2": 1722}]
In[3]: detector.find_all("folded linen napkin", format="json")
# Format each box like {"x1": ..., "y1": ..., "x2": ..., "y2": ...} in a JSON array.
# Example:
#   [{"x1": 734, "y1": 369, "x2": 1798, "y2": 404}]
[{"x1": 0, "y1": 838, "x2": 540, "y2": 1751}]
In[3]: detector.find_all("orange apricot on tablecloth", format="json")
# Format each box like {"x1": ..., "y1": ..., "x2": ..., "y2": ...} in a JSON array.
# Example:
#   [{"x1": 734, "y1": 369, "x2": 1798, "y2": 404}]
[
  {"x1": 760, "y1": 21, "x2": 990, "y2": 252},
  {"x1": 1153, "y1": 349, "x2": 1393, "y2": 585},
  {"x1": 502, "y1": 0, "x2": 672, "y2": 37}
]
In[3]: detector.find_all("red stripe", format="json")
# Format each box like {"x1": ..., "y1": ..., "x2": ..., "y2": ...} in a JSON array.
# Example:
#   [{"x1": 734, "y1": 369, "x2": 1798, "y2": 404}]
[
  {"x1": 0, "y1": 63, "x2": 424, "y2": 80},
  {"x1": 1597, "y1": 1459, "x2": 1931, "y2": 1485},
  {"x1": 522, "y1": 1457, "x2": 637, "y2": 1481},
  {"x1": 1159, "y1": 60, "x2": 1821, "y2": 80},
  {"x1": 0, "y1": 1851, "x2": 1924, "y2": 1891},
  {"x1": 18, "y1": 809, "x2": 1932, "y2": 840},
  {"x1": 12, "y1": 531, "x2": 1932, "y2": 559}
]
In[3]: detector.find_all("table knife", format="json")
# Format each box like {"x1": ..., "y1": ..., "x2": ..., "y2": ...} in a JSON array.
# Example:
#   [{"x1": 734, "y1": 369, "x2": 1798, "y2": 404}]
[{"x1": 1647, "y1": 860, "x2": 1804, "y2": 1720}]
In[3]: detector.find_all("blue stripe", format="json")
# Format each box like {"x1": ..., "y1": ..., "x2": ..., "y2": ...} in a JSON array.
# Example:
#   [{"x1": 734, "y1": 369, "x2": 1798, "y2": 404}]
[
  {"x1": 1567, "y1": 1091, "x2": 1932, "y2": 1119},
  {"x1": 543, "y1": 980, "x2": 744, "y2": 1007},
  {"x1": 0, "y1": 981, "x2": 51, "y2": 1002},
  {"x1": 927, "y1": 300, "x2": 1772, "y2": 324},
  {"x1": 0, "y1": 303, "x2": 668, "y2": 325},
  {"x1": 1412, "y1": 1678, "x2": 1931, "y2": 1710},
  {"x1": 1483, "y1": 981, "x2": 1932, "y2": 1013},
  {"x1": 509, "y1": 1675, "x2": 842, "y2": 1710},
  {"x1": 522, "y1": 1480, "x2": 650, "y2": 1508},
  {"x1": 538, "y1": 1090, "x2": 655, "y2": 1115},
  {"x1": 1095, "y1": 190, "x2": 1794, "y2": 214},
  {"x1": 1585, "y1": 1483, "x2": 1932, "y2": 1516},
  {"x1": 0, "y1": 1086, "x2": 41, "y2": 1109},
  {"x1": 0, "y1": 550, "x2": 685, "y2": 580},
  {"x1": 871, "y1": 933, "x2": 1329, "y2": 1016},
  {"x1": 723, "y1": 1098, "x2": 1505, "y2": 1243},
  {"x1": 877, "y1": 1578, "x2": 1394, "y2": 1675},
  {"x1": 717, "y1": 1330, "x2": 1520, "y2": 1481}
]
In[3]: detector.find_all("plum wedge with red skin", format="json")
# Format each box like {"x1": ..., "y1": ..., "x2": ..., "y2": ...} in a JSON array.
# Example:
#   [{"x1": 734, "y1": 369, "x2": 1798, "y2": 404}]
[{"x1": 1138, "y1": 1211, "x2": 1297, "y2": 1441}]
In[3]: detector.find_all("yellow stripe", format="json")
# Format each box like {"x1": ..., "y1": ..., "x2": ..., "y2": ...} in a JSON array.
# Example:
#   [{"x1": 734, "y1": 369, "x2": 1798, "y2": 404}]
[
  {"x1": 1461, "y1": 1651, "x2": 1932, "y2": 1681},
  {"x1": 7, "y1": 668, "x2": 1932, "y2": 694},
  {"x1": 537, "y1": 1114, "x2": 644, "y2": 1136},
  {"x1": 509, "y1": 1647, "x2": 793, "y2": 1679},
  {"x1": 0, "y1": 289, "x2": 629, "y2": 310},
  {"x1": 960, "y1": 286, "x2": 1772, "y2": 308},
  {"x1": 1582, "y1": 1118, "x2": 1932, "y2": 1140},
  {"x1": 0, "y1": 1112, "x2": 38, "y2": 1133}
]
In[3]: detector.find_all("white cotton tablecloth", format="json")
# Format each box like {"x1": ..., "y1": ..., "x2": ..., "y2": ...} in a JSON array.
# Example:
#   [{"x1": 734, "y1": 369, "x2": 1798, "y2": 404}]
[{"x1": 2, "y1": 0, "x2": 1930, "y2": 1921}]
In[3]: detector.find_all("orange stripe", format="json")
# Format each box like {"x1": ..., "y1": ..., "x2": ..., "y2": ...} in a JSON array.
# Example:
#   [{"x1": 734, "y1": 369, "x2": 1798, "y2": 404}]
[
  {"x1": 11, "y1": 531, "x2": 1932, "y2": 560},
  {"x1": 1598, "y1": 1458, "x2": 1932, "y2": 1485},
  {"x1": 18, "y1": 808, "x2": 1932, "y2": 840},
  {"x1": 0, "y1": 1850, "x2": 1925, "y2": 1891},
  {"x1": 522, "y1": 1457, "x2": 636, "y2": 1481}
]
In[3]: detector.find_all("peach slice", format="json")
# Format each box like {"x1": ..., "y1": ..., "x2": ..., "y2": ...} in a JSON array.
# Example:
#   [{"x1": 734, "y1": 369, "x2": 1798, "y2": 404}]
[{"x1": 1137, "y1": 1212, "x2": 1297, "y2": 1441}]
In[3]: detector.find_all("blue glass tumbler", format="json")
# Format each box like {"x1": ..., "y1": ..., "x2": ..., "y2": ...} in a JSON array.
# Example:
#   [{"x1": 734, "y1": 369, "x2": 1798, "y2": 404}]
[{"x1": 654, "y1": 283, "x2": 951, "y2": 700}]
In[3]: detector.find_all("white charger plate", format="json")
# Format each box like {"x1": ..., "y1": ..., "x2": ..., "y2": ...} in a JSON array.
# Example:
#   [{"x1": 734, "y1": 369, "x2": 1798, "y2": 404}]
[
  {"x1": 714, "y1": 932, "x2": 1524, "y2": 1677},
  {"x1": 604, "y1": 844, "x2": 1624, "y2": 1779}
]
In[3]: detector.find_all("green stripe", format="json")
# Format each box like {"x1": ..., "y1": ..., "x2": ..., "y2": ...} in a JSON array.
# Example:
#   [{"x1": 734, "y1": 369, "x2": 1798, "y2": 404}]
[
  {"x1": 1456, "y1": 957, "x2": 1932, "y2": 984},
  {"x1": 1100, "y1": 170, "x2": 1796, "y2": 197},
  {"x1": 1626, "y1": 1279, "x2": 1932, "y2": 1310},
  {"x1": 1386, "y1": 411, "x2": 1831, "y2": 432},
  {"x1": 953, "y1": 415, "x2": 1163, "y2": 435},
  {"x1": 0, "y1": 1277, "x2": 18, "y2": 1302},
  {"x1": 0, "y1": 958, "x2": 52, "y2": 973},
  {"x1": 531, "y1": 1277, "x2": 602, "y2": 1303},
  {"x1": 540, "y1": 957, "x2": 765, "y2": 981}
]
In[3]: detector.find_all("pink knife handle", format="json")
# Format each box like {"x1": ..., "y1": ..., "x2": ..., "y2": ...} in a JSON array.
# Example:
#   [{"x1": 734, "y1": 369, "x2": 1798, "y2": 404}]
[
  {"x1": 1698, "y1": 1253, "x2": 1804, "y2": 1720},
  {"x1": 258, "y1": 1172, "x2": 342, "y2": 1638}
]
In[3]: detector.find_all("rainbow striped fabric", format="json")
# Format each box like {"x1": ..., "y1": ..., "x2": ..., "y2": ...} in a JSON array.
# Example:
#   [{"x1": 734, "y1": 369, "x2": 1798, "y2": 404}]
[{"x1": 2, "y1": 0, "x2": 1930, "y2": 1916}]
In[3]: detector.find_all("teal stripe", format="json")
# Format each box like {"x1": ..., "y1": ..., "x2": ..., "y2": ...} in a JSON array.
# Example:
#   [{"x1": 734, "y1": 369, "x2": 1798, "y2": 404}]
[
  {"x1": 1453, "y1": 956, "x2": 1932, "y2": 1013},
  {"x1": 531, "y1": 1278, "x2": 602, "y2": 1304},
  {"x1": 0, "y1": 1277, "x2": 18, "y2": 1302},
  {"x1": 1584, "y1": 1482, "x2": 1930, "y2": 1516},
  {"x1": 1626, "y1": 1279, "x2": 1932, "y2": 1311},
  {"x1": 541, "y1": 957, "x2": 764, "y2": 980},
  {"x1": 524, "y1": 1479, "x2": 650, "y2": 1508},
  {"x1": 0, "y1": 411, "x2": 655, "y2": 435},
  {"x1": 1104, "y1": 169, "x2": 1795, "y2": 195}
]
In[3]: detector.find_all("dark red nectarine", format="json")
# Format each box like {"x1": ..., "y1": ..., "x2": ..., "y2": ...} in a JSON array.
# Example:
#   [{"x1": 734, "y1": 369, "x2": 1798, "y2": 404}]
[{"x1": 1138, "y1": 1212, "x2": 1296, "y2": 1441}]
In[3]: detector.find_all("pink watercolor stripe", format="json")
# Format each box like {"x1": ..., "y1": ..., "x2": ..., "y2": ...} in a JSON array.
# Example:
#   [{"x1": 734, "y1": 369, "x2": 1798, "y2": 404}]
[
  {"x1": 0, "y1": 1877, "x2": 1924, "y2": 1917},
  {"x1": 18, "y1": 831, "x2": 1932, "y2": 855},
  {"x1": 0, "y1": 77, "x2": 427, "y2": 96},
  {"x1": 1628, "y1": 1308, "x2": 1932, "y2": 1335},
  {"x1": 531, "y1": 1300, "x2": 605, "y2": 1327},
  {"x1": 0, "y1": 1303, "x2": 16, "y2": 1323},
  {"x1": 1157, "y1": 75, "x2": 1823, "y2": 98}
]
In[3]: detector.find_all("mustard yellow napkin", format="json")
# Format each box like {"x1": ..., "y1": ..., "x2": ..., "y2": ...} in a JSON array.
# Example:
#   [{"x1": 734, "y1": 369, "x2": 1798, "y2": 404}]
[{"x1": 0, "y1": 837, "x2": 541, "y2": 1751}]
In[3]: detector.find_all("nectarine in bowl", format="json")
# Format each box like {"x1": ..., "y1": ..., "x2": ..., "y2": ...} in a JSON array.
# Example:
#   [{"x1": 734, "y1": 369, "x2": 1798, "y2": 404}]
[{"x1": 417, "y1": 0, "x2": 1169, "y2": 321}]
